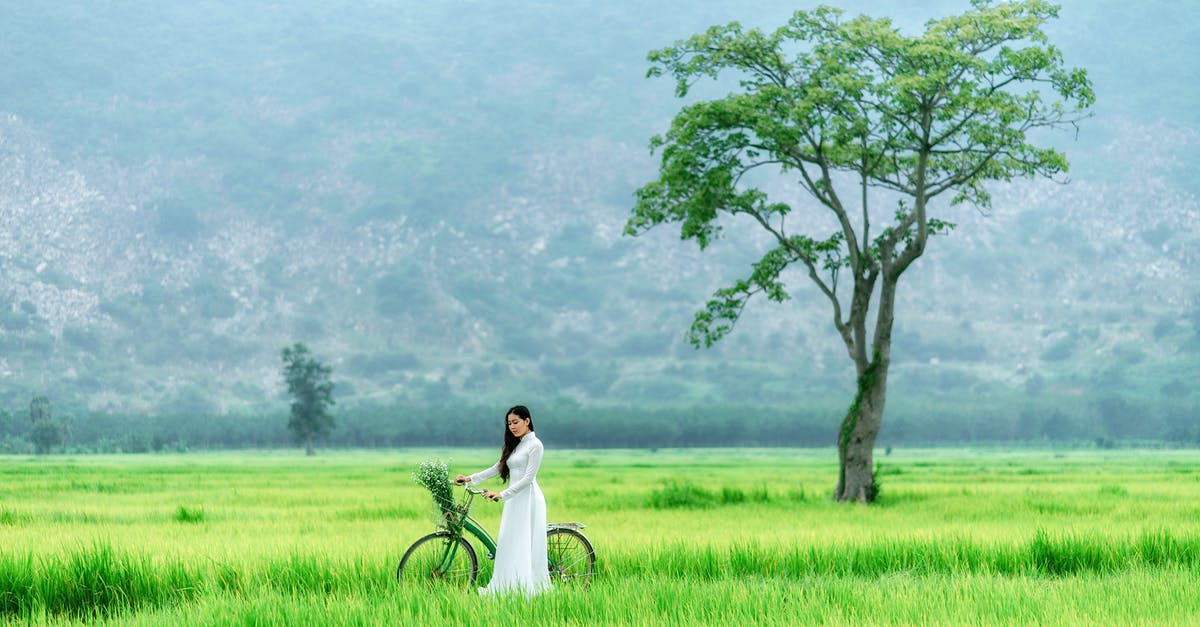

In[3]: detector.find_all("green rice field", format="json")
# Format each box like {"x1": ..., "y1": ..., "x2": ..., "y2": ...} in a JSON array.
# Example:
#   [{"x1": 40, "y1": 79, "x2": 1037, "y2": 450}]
[{"x1": 2, "y1": 448, "x2": 1199, "y2": 625}]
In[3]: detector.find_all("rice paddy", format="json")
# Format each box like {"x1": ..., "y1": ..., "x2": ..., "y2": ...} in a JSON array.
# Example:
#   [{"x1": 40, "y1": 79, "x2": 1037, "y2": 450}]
[{"x1": 1, "y1": 447, "x2": 1198, "y2": 625}]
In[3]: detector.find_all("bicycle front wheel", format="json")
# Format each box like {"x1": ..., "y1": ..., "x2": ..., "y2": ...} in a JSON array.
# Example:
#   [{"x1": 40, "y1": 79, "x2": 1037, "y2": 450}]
[
  {"x1": 397, "y1": 531, "x2": 478, "y2": 589},
  {"x1": 546, "y1": 528, "x2": 596, "y2": 586}
]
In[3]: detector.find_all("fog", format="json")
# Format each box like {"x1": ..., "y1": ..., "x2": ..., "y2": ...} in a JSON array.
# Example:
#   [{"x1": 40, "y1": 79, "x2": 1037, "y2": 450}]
[{"x1": 0, "y1": 1, "x2": 1196, "y2": 450}]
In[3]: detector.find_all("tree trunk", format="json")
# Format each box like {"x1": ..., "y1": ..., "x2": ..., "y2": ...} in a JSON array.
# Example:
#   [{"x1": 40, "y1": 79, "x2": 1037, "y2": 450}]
[
  {"x1": 835, "y1": 276, "x2": 898, "y2": 503},
  {"x1": 305, "y1": 434, "x2": 314, "y2": 457},
  {"x1": 835, "y1": 357, "x2": 889, "y2": 502}
]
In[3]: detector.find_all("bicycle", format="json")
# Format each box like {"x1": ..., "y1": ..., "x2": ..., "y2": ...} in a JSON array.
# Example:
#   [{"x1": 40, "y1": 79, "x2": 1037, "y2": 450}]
[{"x1": 397, "y1": 483, "x2": 596, "y2": 589}]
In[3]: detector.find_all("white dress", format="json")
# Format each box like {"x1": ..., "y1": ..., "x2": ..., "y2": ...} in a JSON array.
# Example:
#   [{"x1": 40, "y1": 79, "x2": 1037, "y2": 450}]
[{"x1": 468, "y1": 431, "x2": 551, "y2": 596}]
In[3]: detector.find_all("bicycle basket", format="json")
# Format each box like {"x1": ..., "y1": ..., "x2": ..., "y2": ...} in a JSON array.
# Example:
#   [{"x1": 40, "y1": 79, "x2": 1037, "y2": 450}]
[{"x1": 429, "y1": 492, "x2": 469, "y2": 532}]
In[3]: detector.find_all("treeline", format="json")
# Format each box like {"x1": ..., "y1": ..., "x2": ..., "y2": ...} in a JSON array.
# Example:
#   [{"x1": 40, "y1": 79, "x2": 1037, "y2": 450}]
[{"x1": 1, "y1": 393, "x2": 1197, "y2": 454}]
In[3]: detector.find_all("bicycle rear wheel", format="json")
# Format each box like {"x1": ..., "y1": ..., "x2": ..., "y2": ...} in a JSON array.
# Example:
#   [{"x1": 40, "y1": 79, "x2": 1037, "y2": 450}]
[
  {"x1": 397, "y1": 531, "x2": 478, "y2": 589},
  {"x1": 546, "y1": 528, "x2": 595, "y2": 586}
]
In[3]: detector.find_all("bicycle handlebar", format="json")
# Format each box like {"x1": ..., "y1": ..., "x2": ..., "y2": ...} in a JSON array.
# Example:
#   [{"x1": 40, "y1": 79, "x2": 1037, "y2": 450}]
[{"x1": 455, "y1": 482, "x2": 499, "y2": 501}]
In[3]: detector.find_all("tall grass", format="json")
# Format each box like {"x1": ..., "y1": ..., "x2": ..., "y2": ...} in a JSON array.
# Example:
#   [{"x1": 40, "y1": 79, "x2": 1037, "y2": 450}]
[
  {"x1": 646, "y1": 481, "x2": 802, "y2": 508},
  {"x1": 2, "y1": 528, "x2": 1196, "y2": 619},
  {"x1": 613, "y1": 528, "x2": 1200, "y2": 580},
  {"x1": 2, "y1": 448, "x2": 1199, "y2": 623},
  {"x1": 174, "y1": 506, "x2": 205, "y2": 523},
  {"x1": 69, "y1": 570, "x2": 1200, "y2": 626},
  {"x1": 0, "y1": 542, "x2": 202, "y2": 618}
]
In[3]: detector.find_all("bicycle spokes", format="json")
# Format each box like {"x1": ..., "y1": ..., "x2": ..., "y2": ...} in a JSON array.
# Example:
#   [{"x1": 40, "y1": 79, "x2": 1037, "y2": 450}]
[
  {"x1": 397, "y1": 532, "x2": 478, "y2": 588},
  {"x1": 546, "y1": 529, "x2": 595, "y2": 585}
]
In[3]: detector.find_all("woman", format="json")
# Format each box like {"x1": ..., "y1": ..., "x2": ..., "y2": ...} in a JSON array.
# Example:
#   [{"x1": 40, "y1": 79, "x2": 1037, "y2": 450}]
[{"x1": 455, "y1": 405, "x2": 550, "y2": 596}]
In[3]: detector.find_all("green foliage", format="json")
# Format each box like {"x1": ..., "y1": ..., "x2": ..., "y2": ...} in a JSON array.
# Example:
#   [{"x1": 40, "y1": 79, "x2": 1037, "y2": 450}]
[
  {"x1": 645, "y1": 481, "x2": 781, "y2": 509},
  {"x1": 627, "y1": 1, "x2": 1094, "y2": 503},
  {"x1": 174, "y1": 506, "x2": 205, "y2": 524},
  {"x1": 0, "y1": 436, "x2": 33, "y2": 454},
  {"x1": 123, "y1": 433, "x2": 150, "y2": 454},
  {"x1": 631, "y1": 0, "x2": 1094, "y2": 348},
  {"x1": 646, "y1": 481, "x2": 716, "y2": 509},
  {"x1": 0, "y1": 408, "x2": 15, "y2": 437},
  {"x1": 280, "y1": 343, "x2": 336, "y2": 455},
  {"x1": 29, "y1": 420, "x2": 60, "y2": 455},
  {"x1": 29, "y1": 396, "x2": 51, "y2": 424}
]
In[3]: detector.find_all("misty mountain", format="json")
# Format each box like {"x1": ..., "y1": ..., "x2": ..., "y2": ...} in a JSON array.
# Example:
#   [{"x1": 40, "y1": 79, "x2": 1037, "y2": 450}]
[{"x1": 1, "y1": 0, "x2": 1197, "y2": 428}]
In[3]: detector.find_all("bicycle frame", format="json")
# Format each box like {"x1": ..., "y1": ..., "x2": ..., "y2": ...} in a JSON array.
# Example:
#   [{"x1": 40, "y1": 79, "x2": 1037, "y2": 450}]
[
  {"x1": 462, "y1": 514, "x2": 497, "y2": 558},
  {"x1": 453, "y1": 485, "x2": 497, "y2": 558},
  {"x1": 415, "y1": 484, "x2": 591, "y2": 582},
  {"x1": 453, "y1": 486, "x2": 588, "y2": 557}
]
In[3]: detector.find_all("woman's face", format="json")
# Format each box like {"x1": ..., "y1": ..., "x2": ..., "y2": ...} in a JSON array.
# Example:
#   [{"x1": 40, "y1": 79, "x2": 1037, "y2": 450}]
[{"x1": 507, "y1": 413, "x2": 531, "y2": 438}]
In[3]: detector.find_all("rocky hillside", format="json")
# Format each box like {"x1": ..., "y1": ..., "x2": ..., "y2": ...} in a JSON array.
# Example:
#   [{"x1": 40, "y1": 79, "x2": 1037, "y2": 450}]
[{"x1": 0, "y1": 0, "x2": 1197, "y2": 420}]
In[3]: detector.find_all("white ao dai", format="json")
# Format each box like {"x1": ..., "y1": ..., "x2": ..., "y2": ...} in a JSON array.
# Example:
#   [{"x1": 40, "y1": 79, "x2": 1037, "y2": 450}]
[{"x1": 468, "y1": 432, "x2": 550, "y2": 596}]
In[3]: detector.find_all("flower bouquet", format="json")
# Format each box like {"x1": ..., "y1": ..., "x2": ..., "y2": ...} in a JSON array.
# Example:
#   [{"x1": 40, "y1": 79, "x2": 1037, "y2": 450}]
[{"x1": 411, "y1": 459, "x2": 465, "y2": 531}]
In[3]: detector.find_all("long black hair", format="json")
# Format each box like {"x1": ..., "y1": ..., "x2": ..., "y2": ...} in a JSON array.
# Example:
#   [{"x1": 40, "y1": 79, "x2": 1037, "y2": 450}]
[{"x1": 498, "y1": 405, "x2": 534, "y2": 483}]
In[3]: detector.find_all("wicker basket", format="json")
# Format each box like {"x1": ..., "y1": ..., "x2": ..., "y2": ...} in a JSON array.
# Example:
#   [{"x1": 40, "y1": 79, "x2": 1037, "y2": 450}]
[{"x1": 430, "y1": 492, "x2": 469, "y2": 533}]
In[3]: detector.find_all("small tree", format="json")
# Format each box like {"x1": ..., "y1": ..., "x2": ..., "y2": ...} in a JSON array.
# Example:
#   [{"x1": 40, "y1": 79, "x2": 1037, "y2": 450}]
[
  {"x1": 27, "y1": 396, "x2": 58, "y2": 454},
  {"x1": 628, "y1": 1, "x2": 1092, "y2": 502},
  {"x1": 0, "y1": 407, "x2": 15, "y2": 437},
  {"x1": 281, "y1": 342, "x2": 336, "y2": 456},
  {"x1": 30, "y1": 422, "x2": 60, "y2": 455},
  {"x1": 29, "y1": 396, "x2": 50, "y2": 426}
]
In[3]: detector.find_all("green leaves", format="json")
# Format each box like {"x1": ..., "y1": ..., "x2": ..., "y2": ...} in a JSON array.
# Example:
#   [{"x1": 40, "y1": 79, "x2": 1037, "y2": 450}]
[
  {"x1": 631, "y1": 0, "x2": 1092, "y2": 348},
  {"x1": 281, "y1": 343, "x2": 336, "y2": 447},
  {"x1": 687, "y1": 234, "x2": 847, "y2": 348}
]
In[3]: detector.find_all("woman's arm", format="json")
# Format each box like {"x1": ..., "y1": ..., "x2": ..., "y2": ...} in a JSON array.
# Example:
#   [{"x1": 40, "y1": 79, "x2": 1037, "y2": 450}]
[
  {"x1": 468, "y1": 462, "x2": 501, "y2": 485},
  {"x1": 498, "y1": 441, "x2": 543, "y2": 501}
]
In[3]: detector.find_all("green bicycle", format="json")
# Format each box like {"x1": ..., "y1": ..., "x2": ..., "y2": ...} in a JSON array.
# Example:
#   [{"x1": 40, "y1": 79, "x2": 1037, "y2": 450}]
[{"x1": 397, "y1": 483, "x2": 596, "y2": 589}]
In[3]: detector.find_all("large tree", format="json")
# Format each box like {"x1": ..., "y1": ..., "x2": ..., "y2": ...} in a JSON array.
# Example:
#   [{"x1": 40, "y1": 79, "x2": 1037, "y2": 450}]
[
  {"x1": 627, "y1": 0, "x2": 1093, "y2": 502},
  {"x1": 281, "y1": 342, "x2": 336, "y2": 456}
]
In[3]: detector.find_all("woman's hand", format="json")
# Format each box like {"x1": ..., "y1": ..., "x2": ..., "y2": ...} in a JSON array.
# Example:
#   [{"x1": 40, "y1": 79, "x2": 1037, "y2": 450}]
[
  {"x1": 483, "y1": 490, "x2": 502, "y2": 501},
  {"x1": 454, "y1": 474, "x2": 469, "y2": 485}
]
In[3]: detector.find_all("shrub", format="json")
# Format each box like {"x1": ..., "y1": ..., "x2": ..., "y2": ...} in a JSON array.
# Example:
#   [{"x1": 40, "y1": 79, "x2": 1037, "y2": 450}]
[
  {"x1": 174, "y1": 506, "x2": 205, "y2": 523},
  {"x1": 719, "y1": 486, "x2": 745, "y2": 505},
  {"x1": 646, "y1": 481, "x2": 715, "y2": 509}
]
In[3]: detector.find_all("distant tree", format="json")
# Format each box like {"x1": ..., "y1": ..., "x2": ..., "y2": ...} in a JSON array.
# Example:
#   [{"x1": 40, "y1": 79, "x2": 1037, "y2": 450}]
[
  {"x1": 29, "y1": 420, "x2": 59, "y2": 454},
  {"x1": 27, "y1": 396, "x2": 60, "y2": 454},
  {"x1": 59, "y1": 414, "x2": 74, "y2": 451},
  {"x1": 0, "y1": 408, "x2": 14, "y2": 436},
  {"x1": 628, "y1": 1, "x2": 1093, "y2": 502},
  {"x1": 29, "y1": 396, "x2": 51, "y2": 426},
  {"x1": 281, "y1": 342, "x2": 336, "y2": 456}
]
